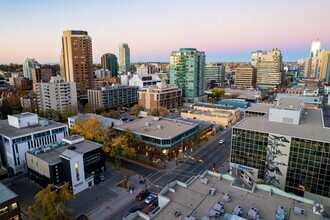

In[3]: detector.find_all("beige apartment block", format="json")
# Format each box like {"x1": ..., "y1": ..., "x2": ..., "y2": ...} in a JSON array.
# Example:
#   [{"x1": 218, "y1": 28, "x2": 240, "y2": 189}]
[
  {"x1": 235, "y1": 65, "x2": 256, "y2": 89},
  {"x1": 138, "y1": 81, "x2": 182, "y2": 111}
]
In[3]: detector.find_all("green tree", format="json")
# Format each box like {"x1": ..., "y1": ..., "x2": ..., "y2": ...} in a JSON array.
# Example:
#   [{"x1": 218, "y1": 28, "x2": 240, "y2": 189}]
[
  {"x1": 211, "y1": 88, "x2": 225, "y2": 100},
  {"x1": 131, "y1": 104, "x2": 143, "y2": 116},
  {"x1": 62, "y1": 105, "x2": 78, "y2": 120},
  {"x1": 103, "y1": 132, "x2": 136, "y2": 170},
  {"x1": 44, "y1": 109, "x2": 61, "y2": 122},
  {"x1": 28, "y1": 182, "x2": 73, "y2": 220},
  {"x1": 149, "y1": 108, "x2": 160, "y2": 116}
]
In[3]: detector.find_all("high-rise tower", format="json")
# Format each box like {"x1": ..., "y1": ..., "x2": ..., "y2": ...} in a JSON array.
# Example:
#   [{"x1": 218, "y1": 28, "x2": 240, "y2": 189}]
[
  {"x1": 118, "y1": 43, "x2": 130, "y2": 73},
  {"x1": 23, "y1": 58, "x2": 39, "y2": 79},
  {"x1": 254, "y1": 48, "x2": 283, "y2": 89},
  {"x1": 101, "y1": 53, "x2": 118, "y2": 77},
  {"x1": 305, "y1": 40, "x2": 322, "y2": 78},
  {"x1": 60, "y1": 30, "x2": 94, "y2": 100},
  {"x1": 170, "y1": 48, "x2": 206, "y2": 103}
]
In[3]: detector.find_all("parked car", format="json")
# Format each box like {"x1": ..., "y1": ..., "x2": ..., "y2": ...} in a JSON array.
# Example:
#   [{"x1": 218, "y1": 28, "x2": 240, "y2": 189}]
[
  {"x1": 98, "y1": 174, "x2": 106, "y2": 182},
  {"x1": 136, "y1": 189, "x2": 150, "y2": 201},
  {"x1": 128, "y1": 205, "x2": 142, "y2": 213},
  {"x1": 219, "y1": 139, "x2": 225, "y2": 144},
  {"x1": 145, "y1": 194, "x2": 157, "y2": 204},
  {"x1": 151, "y1": 198, "x2": 158, "y2": 208}
]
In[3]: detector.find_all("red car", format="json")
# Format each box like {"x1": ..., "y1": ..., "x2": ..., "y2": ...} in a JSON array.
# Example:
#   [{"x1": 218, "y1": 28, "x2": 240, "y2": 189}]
[{"x1": 136, "y1": 189, "x2": 150, "y2": 201}]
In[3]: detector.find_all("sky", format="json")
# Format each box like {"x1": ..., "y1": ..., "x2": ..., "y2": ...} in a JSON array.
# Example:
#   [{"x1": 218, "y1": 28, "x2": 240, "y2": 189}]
[{"x1": 0, "y1": 0, "x2": 330, "y2": 64}]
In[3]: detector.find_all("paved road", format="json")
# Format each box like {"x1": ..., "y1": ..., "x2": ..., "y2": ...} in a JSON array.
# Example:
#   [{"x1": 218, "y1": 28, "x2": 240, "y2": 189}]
[{"x1": 109, "y1": 128, "x2": 232, "y2": 220}]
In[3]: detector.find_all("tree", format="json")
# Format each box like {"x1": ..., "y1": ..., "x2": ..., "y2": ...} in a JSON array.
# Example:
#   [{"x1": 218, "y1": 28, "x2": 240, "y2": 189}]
[
  {"x1": 84, "y1": 103, "x2": 95, "y2": 113},
  {"x1": 131, "y1": 104, "x2": 143, "y2": 116},
  {"x1": 71, "y1": 116, "x2": 104, "y2": 142},
  {"x1": 103, "y1": 131, "x2": 136, "y2": 170},
  {"x1": 28, "y1": 182, "x2": 73, "y2": 220},
  {"x1": 62, "y1": 105, "x2": 78, "y2": 120},
  {"x1": 158, "y1": 107, "x2": 169, "y2": 117},
  {"x1": 211, "y1": 88, "x2": 225, "y2": 100},
  {"x1": 95, "y1": 105, "x2": 106, "y2": 114},
  {"x1": 149, "y1": 108, "x2": 160, "y2": 117}
]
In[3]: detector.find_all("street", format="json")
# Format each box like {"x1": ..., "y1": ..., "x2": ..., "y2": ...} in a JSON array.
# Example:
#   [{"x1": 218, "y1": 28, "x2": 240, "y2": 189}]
[{"x1": 108, "y1": 127, "x2": 232, "y2": 220}]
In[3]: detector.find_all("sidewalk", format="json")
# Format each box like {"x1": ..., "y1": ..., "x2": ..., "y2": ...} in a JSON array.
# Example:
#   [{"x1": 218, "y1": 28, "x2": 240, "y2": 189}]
[{"x1": 86, "y1": 174, "x2": 146, "y2": 220}]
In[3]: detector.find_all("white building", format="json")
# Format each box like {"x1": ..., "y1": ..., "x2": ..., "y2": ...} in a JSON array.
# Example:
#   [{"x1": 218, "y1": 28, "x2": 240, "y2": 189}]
[
  {"x1": 129, "y1": 74, "x2": 161, "y2": 90},
  {"x1": 36, "y1": 76, "x2": 77, "y2": 113},
  {"x1": 23, "y1": 58, "x2": 39, "y2": 79},
  {"x1": 0, "y1": 113, "x2": 68, "y2": 174},
  {"x1": 118, "y1": 43, "x2": 130, "y2": 73},
  {"x1": 95, "y1": 69, "x2": 110, "y2": 79}
]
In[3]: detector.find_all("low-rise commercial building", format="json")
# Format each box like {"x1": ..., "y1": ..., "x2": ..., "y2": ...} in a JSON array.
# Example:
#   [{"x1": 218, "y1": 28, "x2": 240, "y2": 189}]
[
  {"x1": 231, "y1": 98, "x2": 330, "y2": 206},
  {"x1": 181, "y1": 103, "x2": 240, "y2": 127},
  {"x1": 0, "y1": 113, "x2": 68, "y2": 174},
  {"x1": 26, "y1": 135, "x2": 105, "y2": 195},
  {"x1": 218, "y1": 99, "x2": 251, "y2": 109},
  {"x1": 0, "y1": 183, "x2": 21, "y2": 220},
  {"x1": 138, "y1": 81, "x2": 182, "y2": 111},
  {"x1": 275, "y1": 93, "x2": 323, "y2": 108},
  {"x1": 114, "y1": 117, "x2": 199, "y2": 162},
  {"x1": 124, "y1": 171, "x2": 324, "y2": 220}
]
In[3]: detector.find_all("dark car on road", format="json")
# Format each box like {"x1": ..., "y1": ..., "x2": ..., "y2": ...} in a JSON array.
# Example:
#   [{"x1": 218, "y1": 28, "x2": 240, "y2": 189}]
[
  {"x1": 136, "y1": 189, "x2": 150, "y2": 201},
  {"x1": 128, "y1": 205, "x2": 142, "y2": 213}
]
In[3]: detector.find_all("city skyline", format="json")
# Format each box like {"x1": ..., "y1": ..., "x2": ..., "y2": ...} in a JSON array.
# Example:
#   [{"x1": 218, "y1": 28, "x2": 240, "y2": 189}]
[{"x1": 1, "y1": 0, "x2": 330, "y2": 64}]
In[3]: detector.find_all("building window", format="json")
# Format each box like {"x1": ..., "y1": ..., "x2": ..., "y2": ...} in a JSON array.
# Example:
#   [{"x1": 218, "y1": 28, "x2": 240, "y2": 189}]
[{"x1": 75, "y1": 162, "x2": 80, "y2": 181}]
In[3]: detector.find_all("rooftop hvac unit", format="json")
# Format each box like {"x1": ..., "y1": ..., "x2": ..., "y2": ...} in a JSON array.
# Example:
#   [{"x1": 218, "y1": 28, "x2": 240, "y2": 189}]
[
  {"x1": 39, "y1": 120, "x2": 49, "y2": 126},
  {"x1": 157, "y1": 125, "x2": 162, "y2": 130},
  {"x1": 145, "y1": 122, "x2": 150, "y2": 127},
  {"x1": 153, "y1": 117, "x2": 160, "y2": 121}
]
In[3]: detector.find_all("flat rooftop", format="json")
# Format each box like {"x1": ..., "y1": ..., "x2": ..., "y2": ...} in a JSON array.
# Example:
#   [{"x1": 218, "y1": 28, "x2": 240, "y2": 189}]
[
  {"x1": 235, "y1": 108, "x2": 330, "y2": 142},
  {"x1": 193, "y1": 102, "x2": 238, "y2": 110},
  {"x1": 155, "y1": 173, "x2": 319, "y2": 220},
  {"x1": 0, "y1": 182, "x2": 17, "y2": 204},
  {"x1": 272, "y1": 98, "x2": 303, "y2": 111},
  {"x1": 0, "y1": 118, "x2": 67, "y2": 138},
  {"x1": 9, "y1": 112, "x2": 36, "y2": 119},
  {"x1": 275, "y1": 93, "x2": 323, "y2": 104},
  {"x1": 27, "y1": 137, "x2": 102, "y2": 165},
  {"x1": 69, "y1": 114, "x2": 122, "y2": 127},
  {"x1": 114, "y1": 117, "x2": 198, "y2": 139},
  {"x1": 245, "y1": 103, "x2": 274, "y2": 114},
  {"x1": 185, "y1": 110, "x2": 232, "y2": 117}
]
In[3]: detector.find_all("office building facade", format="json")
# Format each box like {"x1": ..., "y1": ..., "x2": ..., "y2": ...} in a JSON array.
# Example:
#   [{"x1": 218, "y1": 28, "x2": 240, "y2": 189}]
[
  {"x1": 230, "y1": 98, "x2": 330, "y2": 206},
  {"x1": 254, "y1": 48, "x2": 283, "y2": 89},
  {"x1": 36, "y1": 76, "x2": 78, "y2": 113},
  {"x1": 118, "y1": 43, "x2": 130, "y2": 73},
  {"x1": 26, "y1": 135, "x2": 105, "y2": 195},
  {"x1": 87, "y1": 84, "x2": 138, "y2": 109},
  {"x1": 60, "y1": 30, "x2": 94, "y2": 100},
  {"x1": 101, "y1": 53, "x2": 118, "y2": 77},
  {"x1": 235, "y1": 65, "x2": 257, "y2": 89},
  {"x1": 0, "y1": 113, "x2": 68, "y2": 174},
  {"x1": 204, "y1": 63, "x2": 225, "y2": 84},
  {"x1": 31, "y1": 67, "x2": 53, "y2": 91},
  {"x1": 170, "y1": 48, "x2": 206, "y2": 103}
]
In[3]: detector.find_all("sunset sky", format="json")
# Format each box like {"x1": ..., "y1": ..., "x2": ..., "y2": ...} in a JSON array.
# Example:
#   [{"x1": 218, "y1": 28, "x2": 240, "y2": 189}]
[{"x1": 1, "y1": 0, "x2": 329, "y2": 64}]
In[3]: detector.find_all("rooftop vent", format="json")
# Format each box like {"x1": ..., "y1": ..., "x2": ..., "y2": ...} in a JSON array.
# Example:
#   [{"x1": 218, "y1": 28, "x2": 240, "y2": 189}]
[
  {"x1": 145, "y1": 122, "x2": 150, "y2": 127},
  {"x1": 39, "y1": 120, "x2": 49, "y2": 127},
  {"x1": 154, "y1": 117, "x2": 160, "y2": 121},
  {"x1": 157, "y1": 125, "x2": 162, "y2": 130},
  {"x1": 68, "y1": 145, "x2": 77, "y2": 150}
]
